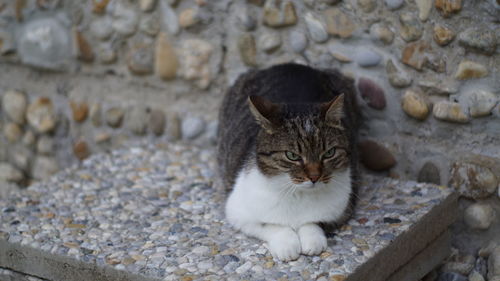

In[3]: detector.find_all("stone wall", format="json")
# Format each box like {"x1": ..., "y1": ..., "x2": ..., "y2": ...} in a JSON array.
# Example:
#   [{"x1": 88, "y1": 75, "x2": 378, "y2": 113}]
[{"x1": 0, "y1": 0, "x2": 499, "y2": 259}]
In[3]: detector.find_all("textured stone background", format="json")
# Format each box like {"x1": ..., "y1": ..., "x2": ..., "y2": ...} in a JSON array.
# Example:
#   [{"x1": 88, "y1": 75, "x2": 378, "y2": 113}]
[{"x1": 0, "y1": 0, "x2": 499, "y2": 279}]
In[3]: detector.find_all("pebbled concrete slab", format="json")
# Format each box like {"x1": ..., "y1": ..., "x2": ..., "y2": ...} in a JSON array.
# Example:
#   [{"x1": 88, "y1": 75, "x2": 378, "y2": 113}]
[{"x1": 0, "y1": 143, "x2": 458, "y2": 281}]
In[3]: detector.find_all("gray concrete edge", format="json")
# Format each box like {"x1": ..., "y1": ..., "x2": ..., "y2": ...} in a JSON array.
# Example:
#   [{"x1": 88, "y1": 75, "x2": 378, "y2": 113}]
[
  {"x1": 0, "y1": 239, "x2": 160, "y2": 281},
  {"x1": 347, "y1": 192, "x2": 459, "y2": 281},
  {"x1": 387, "y1": 230, "x2": 451, "y2": 281}
]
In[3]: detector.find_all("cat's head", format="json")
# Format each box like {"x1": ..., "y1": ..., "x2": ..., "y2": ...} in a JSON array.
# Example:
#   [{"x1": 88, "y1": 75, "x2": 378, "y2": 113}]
[{"x1": 248, "y1": 94, "x2": 351, "y2": 190}]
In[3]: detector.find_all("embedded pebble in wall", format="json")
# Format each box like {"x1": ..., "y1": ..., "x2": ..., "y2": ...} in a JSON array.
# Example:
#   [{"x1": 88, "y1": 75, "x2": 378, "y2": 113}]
[
  {"x1": 155, "y1": 32, "x2": 178, "y2": 80},
  {"x1": 92, "y1": 0, "x2": 110, "y2": 14},
  {"x1": 26, "y1": 97, "x2": 57, "y2": 134},
  {"x1": 178, "y1": 39, "x2": 214, "y2": 89},
  {"x1": 4, "y1": 123, "x2": 22, "y2": 143},
  {"x1": 357, "y1": 78, "x2": 386, "y2": 110},
  {"x1": 357, "y1": 0, "x2": 377, "y2": 13},
  {"x1": 416, "y1": 0, "x2": 433, "y2": 20},
  {"x1": 304, "y1": 13, "x2": 329, "y2": 43},
  {"x1": 462, "y1": 90, "x2": 497, "y2": 118},
  {"x1": 95, "y1": 133, "x2": 111, "y2": 144},
  {"x1": 355, "y1": 48, "x2": 382, "y2": 67},
  {"x1": 238, "y1": 33, "x2": 257, "y2": 66},
  {"x1": 2, "y1": 90, "x2": 27, "y2": 125},
  {"x1": 418, "y1": 162, "x2": 441, "y2": 185},
  {"x1": 127, "y1": 44, "x2": 154, "y2": 75},
  {"x1": 73, "y1": 140, "x2": 90, "y2": 161},
  {"x1": 37, "y1": 135, "x2": 54, "y2": 156},
  {"x1": 140, "y1": 16, "x2": 160, "y2": 36},
  {"x1": 435, "y1": 0, "x2": 462, "y2": 17},
  {"x1": 289, "y1": 30, "x2": 308, "y2": 53},
  {"x1": 385, "y1": 0, "x2": 404, "y2": 10},
  {"x1": 0, "y1": 163, "x2": 24, "y2": 183},
  {"x1": 159, "y1": 0, "x2": 179, "y2": 35},
  {"x1": 149, "y1": 109, "x2": 166, "y2": 136},
  {"x1": 449, "y1": 162, "x2": 497, "y2": 199},
  {"x1": 22, "y1": 130, "x2": 36, "y2": 148},
  {"x1": 464, "y1": 203, "x2": 495, "y2": 230},
  {"x1": 401, "y1": 41, "x2": 429, "y2": 70},
  {"x1": 433, "y1": 101, "x2": 469, "y2": 123},
  {"x1": 399, "y1": 12, "x2": 423, "y2": 42},
  {"x1": 73, "y1": 29, "x2": 95, "y2": 62},
  {"x1": 181, "y1": 117, "x2": 206, "y2": 140},
  {"x1": 167, "y1": 112, "x2": 181, "y2": 140},
  {"x1": 386, "y1": 60, "x2": 412, "y2": 88},
  {"x1": 433, "y1": 24, "x2": 455, "y2": 46},
  {"x1": 324, "y1": 8, "x2": 356, "y2": 39},
  {"x1": 370, "y1": 23, "x2": 394, "y2": 45},
  {"x1": 140, "y1": 0, "x2": 157, "y2": 12},
  {"x1": 402, "y1": 89, "x2": 430, "y2": 120},
  {"x1": 179, "y1": 8, "x2": 201, "y2": 28},
  {"x1": 106, "y1": 107, "x2": 125, "y2": 128},
  {"x1": 112, "y1": 3, "x2": 139, "y2": 37},
  {"x1": 358, "y1": 140, "x2": 396, "y2": 171},
  {"x1": 17, "y1": 18, "x2": 72, "y2": 70},
  {"x1": 127, "y1": 106, "x2": 150, "y2": 136},
  {"x1": 11, "y1": 146, "x2": 31, "y2": 172},
  {"x1": 69, "y1": 100, "x2": 89, "y2": 123},
  {"x1": 458, "y1": 26, "x2": 497, "y2": 55},
  {"x1": 418, "y1": 79, "x2": 458, "y2": 96},
  {"x1": 454, "y1": 60, "x2": 488, "y2": 80},
  {"x1": 258, "y1": 31, "x2": 282, "y2": 53},
  {"x1": 32, "y1": 156, "x2": 58, "y2": 180},
  {"x1": 205, "y1": 120, "x2": 218, "y2": 144},
  {"x1": 89, "y1": 104, "x2": 101, "y2": 127},
  {"x1": 90, "y1": 17, "x2": 113, "y2": 40},
  {"x1": 97, "y1": 44, "x2": 117, "y2": 64},
  {"x1": 263, "y1": 0, "x2": 298, "y2": 27}
]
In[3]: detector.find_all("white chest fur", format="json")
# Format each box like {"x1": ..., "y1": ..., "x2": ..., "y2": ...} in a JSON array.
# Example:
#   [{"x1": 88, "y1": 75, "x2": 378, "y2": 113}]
[{"x1": 225, "y1": 167, "x2": 352, "y2": 230}]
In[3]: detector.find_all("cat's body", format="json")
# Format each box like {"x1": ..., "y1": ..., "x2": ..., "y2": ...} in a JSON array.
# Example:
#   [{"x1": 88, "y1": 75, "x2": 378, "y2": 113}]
[{"x1": 217, "y1": 63, "x2": 359, "y2": 261}]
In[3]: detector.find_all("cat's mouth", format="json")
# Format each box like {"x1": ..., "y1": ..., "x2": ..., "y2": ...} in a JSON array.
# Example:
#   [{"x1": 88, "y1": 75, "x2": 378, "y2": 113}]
[{"x1": 292, "y1": 178, "x2": 329, "y2": 190}]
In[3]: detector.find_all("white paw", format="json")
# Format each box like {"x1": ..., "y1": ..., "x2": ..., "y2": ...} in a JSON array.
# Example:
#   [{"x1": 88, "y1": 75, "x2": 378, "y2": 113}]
[
  {"x1": 266, "y1": 228, "x2": 301, "y2": 261},
  {"x1": 298, "y1": 224, "x2": 327, "y2": 256}
]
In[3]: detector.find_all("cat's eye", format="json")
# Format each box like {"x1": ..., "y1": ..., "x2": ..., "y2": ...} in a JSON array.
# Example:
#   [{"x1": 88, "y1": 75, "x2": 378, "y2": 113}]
[
  {"x1": 285, "y1": 151, "x2": 301, "y2": 161},
  {"x1": 323, "y1": 148, "x2": 336, "y2": 159}
]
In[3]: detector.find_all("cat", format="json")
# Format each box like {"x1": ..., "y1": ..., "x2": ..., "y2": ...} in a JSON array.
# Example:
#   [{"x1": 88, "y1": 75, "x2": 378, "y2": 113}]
[{"x1": 217, "y1": 63, "x2": 359, "y2": 261}]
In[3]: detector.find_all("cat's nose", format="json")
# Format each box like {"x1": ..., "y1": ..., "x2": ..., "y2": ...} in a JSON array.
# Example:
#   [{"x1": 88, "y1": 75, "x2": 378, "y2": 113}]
[{"x1": 309, "y1": 174, "x2": 320, "y2": 183}]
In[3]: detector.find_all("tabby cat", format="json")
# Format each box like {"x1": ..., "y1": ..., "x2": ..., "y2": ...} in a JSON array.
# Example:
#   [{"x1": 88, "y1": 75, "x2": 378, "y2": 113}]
[{"x1": 217, "y1": 63, "x2": 359, "y2": 261}]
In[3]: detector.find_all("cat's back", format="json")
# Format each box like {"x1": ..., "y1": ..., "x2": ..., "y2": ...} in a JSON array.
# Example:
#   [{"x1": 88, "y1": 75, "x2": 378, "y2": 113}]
[{"x1": 217, "y1": 63, "x2": 355, "y2": 190}]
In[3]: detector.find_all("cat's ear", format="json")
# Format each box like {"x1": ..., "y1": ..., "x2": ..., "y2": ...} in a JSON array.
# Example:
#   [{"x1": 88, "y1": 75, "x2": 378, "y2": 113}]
[
  {"x1": 248, "y1": 96, "x2": 279, "y2": 134},
  {"x1": 321, "y1": 94, "x2": 344, "y2": 130}
]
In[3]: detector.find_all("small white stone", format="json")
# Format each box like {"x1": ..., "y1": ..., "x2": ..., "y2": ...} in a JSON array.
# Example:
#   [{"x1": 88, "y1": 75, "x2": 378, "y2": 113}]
[
  {"x1": 258, "y1": 31, "x2": 282, "y2": 53},
  {"x1": 355, "y1": 47, "x2": 382, "y2": 67},
  {"x1": 416, "y1": 0, "x2": 432, "y2": 21},
  {"x1": 464, "y1": 203, "x2": 496, "y2": 230},
  {"x1": 289, "y1": 30, "x2": 308, "y2": 53},
  {"x1": 304, "y1": 13, "x2": 329, "y2": 43}
]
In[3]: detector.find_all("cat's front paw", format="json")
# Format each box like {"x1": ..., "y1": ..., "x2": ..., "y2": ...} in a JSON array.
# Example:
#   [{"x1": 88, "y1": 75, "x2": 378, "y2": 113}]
[
  {"x1": 267, "y1": 228, "x2": 301, "y2": 261},
  {"x1": 298, "y1": 224, "x2": 327, "y2": 256}
]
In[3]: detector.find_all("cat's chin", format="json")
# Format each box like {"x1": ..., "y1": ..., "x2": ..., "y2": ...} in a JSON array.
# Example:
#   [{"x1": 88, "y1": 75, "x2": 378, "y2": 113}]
[{"x1": 294, "y1": 181, "x2": 324, "y2": 191}]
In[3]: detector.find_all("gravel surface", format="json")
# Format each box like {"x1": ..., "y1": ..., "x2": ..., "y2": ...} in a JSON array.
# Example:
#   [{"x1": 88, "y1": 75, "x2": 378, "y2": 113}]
[{"x1": 0, "y1": 142, "x2": 454, "y2": 281}]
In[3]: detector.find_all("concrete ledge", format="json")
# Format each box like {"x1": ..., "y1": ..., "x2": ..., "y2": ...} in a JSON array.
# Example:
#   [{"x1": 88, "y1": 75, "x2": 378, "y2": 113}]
[
  {"x1": 0, "y1": 143, "x2": 458, "y2": 281},
  {"x1": 387, "y1": 230, "x2": 451, "y2": 281}
]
